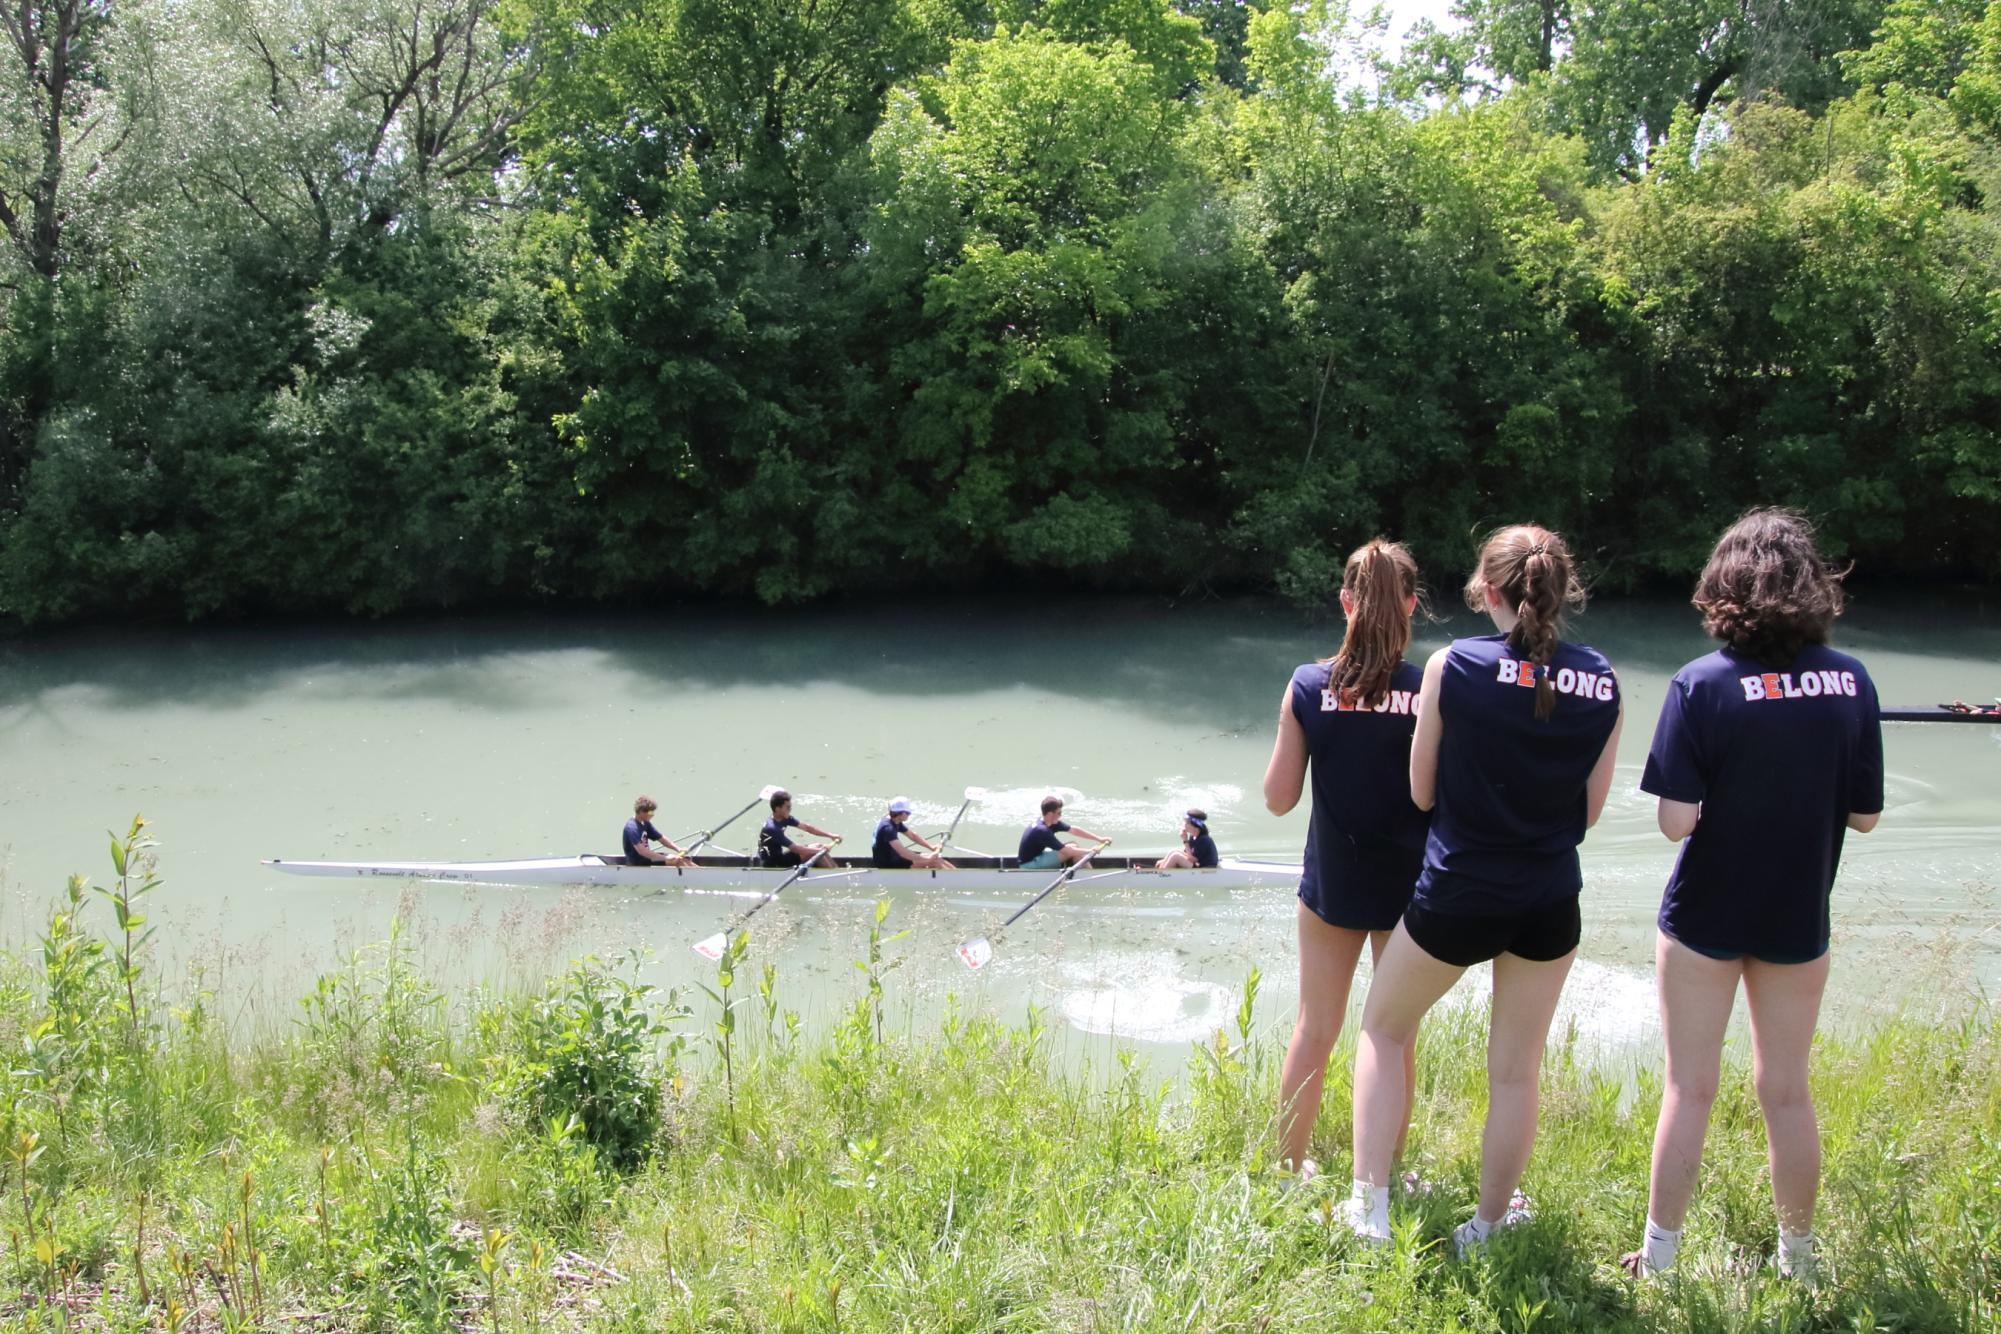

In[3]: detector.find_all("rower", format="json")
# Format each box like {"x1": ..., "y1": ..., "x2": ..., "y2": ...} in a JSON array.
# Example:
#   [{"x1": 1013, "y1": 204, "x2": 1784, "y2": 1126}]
[
  {"x1": 623, "y1": 796, "x2": 693, "y2": 867},
  {"x1": 872, "y1": 797, "x2": 956, "y2": 869},
  {"x1": 1149, "y1": 809, "x2": 1221, "y2": 870},
  {"x1": 757, "y1": 789, "x2": 841, "y2": 869},
  {"x1": 1017, "y1": 795, "x2": 1110, "y2": 869}
]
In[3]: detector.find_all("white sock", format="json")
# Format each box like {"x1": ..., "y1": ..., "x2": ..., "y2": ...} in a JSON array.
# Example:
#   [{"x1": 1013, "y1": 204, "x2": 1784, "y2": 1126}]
[
  {"x1": 1641, "y1": 1217, "x2": 1680, "y2": 1272},
  {"x1": 1462, "y1": 1212, "x2": 1495, "y2": 1241},
  {"x1": 1350, "y1": 1180, "x2": 1389, "y2": 1228}
]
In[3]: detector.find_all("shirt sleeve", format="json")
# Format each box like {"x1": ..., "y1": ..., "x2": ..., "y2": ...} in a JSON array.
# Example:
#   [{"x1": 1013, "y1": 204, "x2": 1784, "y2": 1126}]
[
  {"x1": 1850, "y1": 673, "x2": 1885, "y2": 815},
  {"x1": 1639, "y1": 674, "x2": 1707, "y2": 803},
  {"x1": 1288, "y1": 666, "x2": 1316, "y2": 727}
]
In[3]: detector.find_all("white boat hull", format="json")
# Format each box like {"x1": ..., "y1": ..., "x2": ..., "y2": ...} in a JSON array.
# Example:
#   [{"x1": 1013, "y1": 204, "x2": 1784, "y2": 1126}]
[{"x1": 263, "y1": 853, "x2": 1302, "y2": 892}]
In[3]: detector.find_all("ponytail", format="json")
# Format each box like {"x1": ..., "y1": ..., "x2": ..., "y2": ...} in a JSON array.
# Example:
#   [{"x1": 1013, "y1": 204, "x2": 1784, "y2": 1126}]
[
  {"x1": 1466, "y1": 526, "x2": 1585, "y2": 721},
  {"x1": 1324, "y1": 539, "x2": 1422, "y2": 709}
]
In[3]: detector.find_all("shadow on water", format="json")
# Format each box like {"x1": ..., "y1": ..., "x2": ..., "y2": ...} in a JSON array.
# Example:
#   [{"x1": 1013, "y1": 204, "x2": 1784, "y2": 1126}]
[{"x1": 1, "y1": 588, "x2": 1996, "y2": 730}]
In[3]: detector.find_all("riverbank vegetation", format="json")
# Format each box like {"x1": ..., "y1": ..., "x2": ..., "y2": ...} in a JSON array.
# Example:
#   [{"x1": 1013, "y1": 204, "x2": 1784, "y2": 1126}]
[
  {"x1": 1, "y1": 823, "x2": 1994, "y2": 1329},
  {"x1": 3, "y1": 1, "x2": 2001, "y2": 624}
]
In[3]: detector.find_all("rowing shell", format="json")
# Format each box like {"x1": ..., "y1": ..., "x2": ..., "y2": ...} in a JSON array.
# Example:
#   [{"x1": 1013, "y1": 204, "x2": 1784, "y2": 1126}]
[{"x1": 262, "y1": 853, "x2": 1305, "y2": 891}]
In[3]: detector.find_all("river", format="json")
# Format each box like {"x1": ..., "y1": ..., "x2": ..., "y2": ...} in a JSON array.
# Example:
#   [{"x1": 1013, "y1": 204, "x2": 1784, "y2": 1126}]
[{"x1": 1, "y1": 594, "x2": 1995, "y2": 1061}]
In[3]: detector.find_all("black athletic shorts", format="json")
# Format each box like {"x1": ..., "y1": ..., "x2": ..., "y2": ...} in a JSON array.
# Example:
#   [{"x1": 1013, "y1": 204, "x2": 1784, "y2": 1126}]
[{"x1": 1403, "y1": 895, "x2": 1581, "y2": 968}]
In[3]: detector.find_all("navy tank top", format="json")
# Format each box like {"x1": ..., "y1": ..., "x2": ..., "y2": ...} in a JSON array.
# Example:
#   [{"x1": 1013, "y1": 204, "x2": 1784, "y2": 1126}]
[
  {"x1": 1289, "y1": 660, "x2": 1429, "y2": 904},
  {"x1": 1414, "y1": 634, "x2": 1620, "y2": 915}
]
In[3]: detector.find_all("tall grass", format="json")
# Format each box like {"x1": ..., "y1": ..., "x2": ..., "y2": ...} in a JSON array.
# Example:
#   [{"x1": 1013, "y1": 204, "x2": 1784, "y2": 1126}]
[{"x1": 0, "y1": 830, "x2": 1994, "y2": 1331}]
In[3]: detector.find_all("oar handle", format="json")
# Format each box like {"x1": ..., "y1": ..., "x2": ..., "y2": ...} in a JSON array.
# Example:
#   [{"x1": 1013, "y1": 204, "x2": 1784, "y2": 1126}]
[{"x1": 684, "y1": 793, "x2": 766, "y2": 857}]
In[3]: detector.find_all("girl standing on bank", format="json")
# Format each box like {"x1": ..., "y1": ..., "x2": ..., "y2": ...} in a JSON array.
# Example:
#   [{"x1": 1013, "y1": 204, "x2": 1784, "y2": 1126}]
[
  {"x1": 1621, "y1": 510, "x2": 1882, "y2": 1284},
  {"x1": 1342, "y1": 525, "x2": 1623, "y2": 1253},
  {"x1": 1264, "y1": 539, "x2": 1429, "y2": 1183}
]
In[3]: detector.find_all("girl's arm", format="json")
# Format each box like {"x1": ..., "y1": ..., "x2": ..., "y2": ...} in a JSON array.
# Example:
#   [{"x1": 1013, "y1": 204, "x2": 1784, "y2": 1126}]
[
  {"x1": 1263, "y1": 685, "x2": 1307, "y2": 816},
  {"x1": 1408, "y1": 649, "x2": 1449, "y2": 811},
  {"x1": 1656, "y1": 798, "x2": 1699, "y2": 842},
  {"x1": 1584, "y1": 702, "x2": 1625, "y2": 828},
  {"x1": 1847, "y1": 811, "x2": 1880, "y2": 833}
]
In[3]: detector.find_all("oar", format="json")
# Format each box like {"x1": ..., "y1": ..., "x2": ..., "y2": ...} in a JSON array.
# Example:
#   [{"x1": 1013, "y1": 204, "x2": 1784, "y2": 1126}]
[
  {"x1": 682, "y1": 785, "x2": 780, "y2": 859},
  {"x1": 934, "y1": 786, "x2": 985, "y2": 853},
  {"x1": 956, "y1": 845, "x2": 1107, "y2": 971},
  {"x1": 692, "y1": 845, "x2": 832, "y2": 961}
]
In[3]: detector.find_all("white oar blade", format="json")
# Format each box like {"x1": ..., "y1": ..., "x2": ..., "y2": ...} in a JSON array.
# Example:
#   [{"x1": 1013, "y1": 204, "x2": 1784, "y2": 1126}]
[
  {"x1": 692, "y1": 932, "x2": 728, "y2": 962},
  {"x1": 963, "y1": 786, "x2": 986, "y2": 799},
  {"x1": 759, "y1": 784, "x2": 780, "y2": 799},
  {"x1": 956, "y1": 936, "x2": 994, "y2": 971}
]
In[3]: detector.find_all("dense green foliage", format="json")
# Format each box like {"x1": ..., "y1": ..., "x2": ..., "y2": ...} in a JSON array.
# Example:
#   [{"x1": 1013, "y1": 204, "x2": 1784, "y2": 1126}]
[
  {"x1": 2, "y1": 828, "x2": 1997, "y2": 1329},
  {"x1": 3, "y1": 0, "x2": 2000, "y2": 624}
]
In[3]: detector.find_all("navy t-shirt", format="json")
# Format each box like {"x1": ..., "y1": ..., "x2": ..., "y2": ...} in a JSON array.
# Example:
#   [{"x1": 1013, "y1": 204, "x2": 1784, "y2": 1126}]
[
  {"x1": 1018, "y1": 820, "x2": 1069, "y2": 861},
  {"x1": 1643, "y1": 644, "x2": 1884, "y2": 959},
  {"x1": 1186, "y1": 830, "x2": 1220, "y2": 868},
  {"x1": 1414, "y1": 635, "x2": 1621, "y2": 915},
  {"x1": 873, "y1": 816, "x2": 912, "y2": 867},
  {"x1": 1290, "y1": 660, "x2": 1428, "y2": 914},
  {"x1": 622, "y1": 817, "x2": 664, "y2": 865},
  {"x1": 758, "y1": 815, "x2": 801, "y2": 865}
]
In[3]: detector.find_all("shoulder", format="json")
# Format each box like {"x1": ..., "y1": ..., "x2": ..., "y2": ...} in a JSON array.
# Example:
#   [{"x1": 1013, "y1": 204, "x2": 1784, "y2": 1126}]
[
  {"x1": 1557, "y1": 639, "x2": 1615, "y2": 675},
  {"x1": 1289, "y1": 663, "x2": 1327, "y2": 692},
  {"x1": 1807, "y1": 642, "x2": 1871, "y2": 679},
  {"x1": 1670, "y1": 649, "x2": 1735, "y2": 692}
]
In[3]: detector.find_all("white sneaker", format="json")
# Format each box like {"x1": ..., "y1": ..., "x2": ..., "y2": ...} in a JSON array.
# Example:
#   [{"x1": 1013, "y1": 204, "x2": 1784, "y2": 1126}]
[
  {"x1": 1275, "y1": 1158, "x2": 1321, "y2": 1194},
  {"x1": 1776, "y1": 1242, "x2": 1819, "y2": 1291},
  {"x1": 1453, "y1": 1194, "x2": 1535, "y2": 1259},
  {"x1": 1336, "y1": 1195, "x2": 1390, "y2": 1247}
]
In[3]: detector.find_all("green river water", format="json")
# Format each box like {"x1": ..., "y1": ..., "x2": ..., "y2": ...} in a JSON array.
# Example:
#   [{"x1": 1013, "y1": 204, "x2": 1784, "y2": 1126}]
[{"x1": 1, "y1": 594, "x2": 1995, "y2": 1060}]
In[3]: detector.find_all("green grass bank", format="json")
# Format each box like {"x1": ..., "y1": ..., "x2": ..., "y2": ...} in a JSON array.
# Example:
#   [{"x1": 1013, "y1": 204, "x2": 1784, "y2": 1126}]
[{"x1": 0, "y1": 826, "x2": 1995, "y2": 1332}]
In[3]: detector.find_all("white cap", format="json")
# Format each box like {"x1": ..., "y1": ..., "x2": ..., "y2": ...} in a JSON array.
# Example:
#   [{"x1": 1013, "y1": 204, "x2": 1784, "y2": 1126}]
[{"x1": 888, "y1": 796, "x2": 913, "y2": 814}]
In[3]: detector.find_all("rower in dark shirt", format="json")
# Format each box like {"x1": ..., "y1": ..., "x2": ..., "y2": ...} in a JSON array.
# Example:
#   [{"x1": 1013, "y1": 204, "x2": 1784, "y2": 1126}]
[
  {"x1": 756, "y1": 789, "x2": 840, "y2": 868},
  {"x1": 1017, "y1": 795, "x2": 1110, "y2": 870},
  {"x1": 623, "y1": 796, "x2": 692, "y2": 867},
  {"x1": 871, "y1": 796, "x2": 955, "y2": 869}
]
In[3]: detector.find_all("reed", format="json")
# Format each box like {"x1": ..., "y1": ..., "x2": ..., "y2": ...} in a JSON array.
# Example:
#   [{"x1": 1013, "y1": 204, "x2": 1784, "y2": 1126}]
[{"x1": 0, "y1": 828, "x2": 1993, "y2": 1331}]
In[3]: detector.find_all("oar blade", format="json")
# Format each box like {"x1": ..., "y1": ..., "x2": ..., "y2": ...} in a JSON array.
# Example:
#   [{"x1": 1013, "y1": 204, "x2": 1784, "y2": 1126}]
[
  {"x1": 963, "y1": 786, "x2": 986, "y2": 799},
  {"x1": 692, "y1": 931, "x2": 729, "y2": 962},
  {"x1": 759, "y1": 784, "x2": 780, "y2": 799},
  {"x1": 956, "y1": 936, "x2": 995, "y2": 971}
]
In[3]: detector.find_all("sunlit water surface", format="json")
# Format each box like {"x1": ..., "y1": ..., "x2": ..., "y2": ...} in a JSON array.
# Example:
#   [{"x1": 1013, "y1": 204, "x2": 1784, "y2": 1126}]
[{"x1": 2, "y1": 594, "x2": 1995, "y2": 1073}]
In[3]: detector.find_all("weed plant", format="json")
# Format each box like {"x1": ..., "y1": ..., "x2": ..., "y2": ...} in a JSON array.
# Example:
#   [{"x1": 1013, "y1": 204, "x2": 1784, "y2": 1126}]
[{"x1": 0, "y1": 828, "x2": 1994, "y2": 1331}]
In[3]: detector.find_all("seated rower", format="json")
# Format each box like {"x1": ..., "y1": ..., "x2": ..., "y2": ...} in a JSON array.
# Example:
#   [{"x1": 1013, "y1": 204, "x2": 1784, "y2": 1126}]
[
  {"x1": 1150, "y1": 809, "x2": 1221, "y2": 870},
  {"x1": 623, "y1": 796, "x2": 693, "y2": 867},
  {"x1": 757, "y1": 788, "x2": 841, "y2": 869},
  {"x1": 1017, "y1": 795, "x2": 1110, "y2": 870},
  {"x1": 873, "y1": 796, "x2": 956, "y2": 869}
]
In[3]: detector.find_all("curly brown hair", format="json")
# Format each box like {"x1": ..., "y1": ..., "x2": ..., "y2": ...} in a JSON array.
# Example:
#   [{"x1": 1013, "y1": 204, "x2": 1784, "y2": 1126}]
[{"x1": 1692, "y1": 508, "x2": 1845, "y2": 666}]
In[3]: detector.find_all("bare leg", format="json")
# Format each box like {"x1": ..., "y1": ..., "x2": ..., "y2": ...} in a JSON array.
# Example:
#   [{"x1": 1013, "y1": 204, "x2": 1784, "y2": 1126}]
[
  {"x1": 1277, "y1": 905, "x2": 1371, "y2": 1169},
  {"x1": 1156, "y1": 849, "x2": 1196, "y2": 870},
  {"x1": 1645, "y1": 933, "x2": 1740, "y2": 1231},
  {"x1": 1366, "y1": 929, "x2": 1418, "y2": 1161},
  {"x1": 1476, "y1": 949, "x2": 1576, "y2": 1222},
  {"x1": 1742, "y1": 952, "x2": 1830, "y2": 1236},
  {"x1": 1352, "y1": 923, "x2": 1464, "y2": 1188}
]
